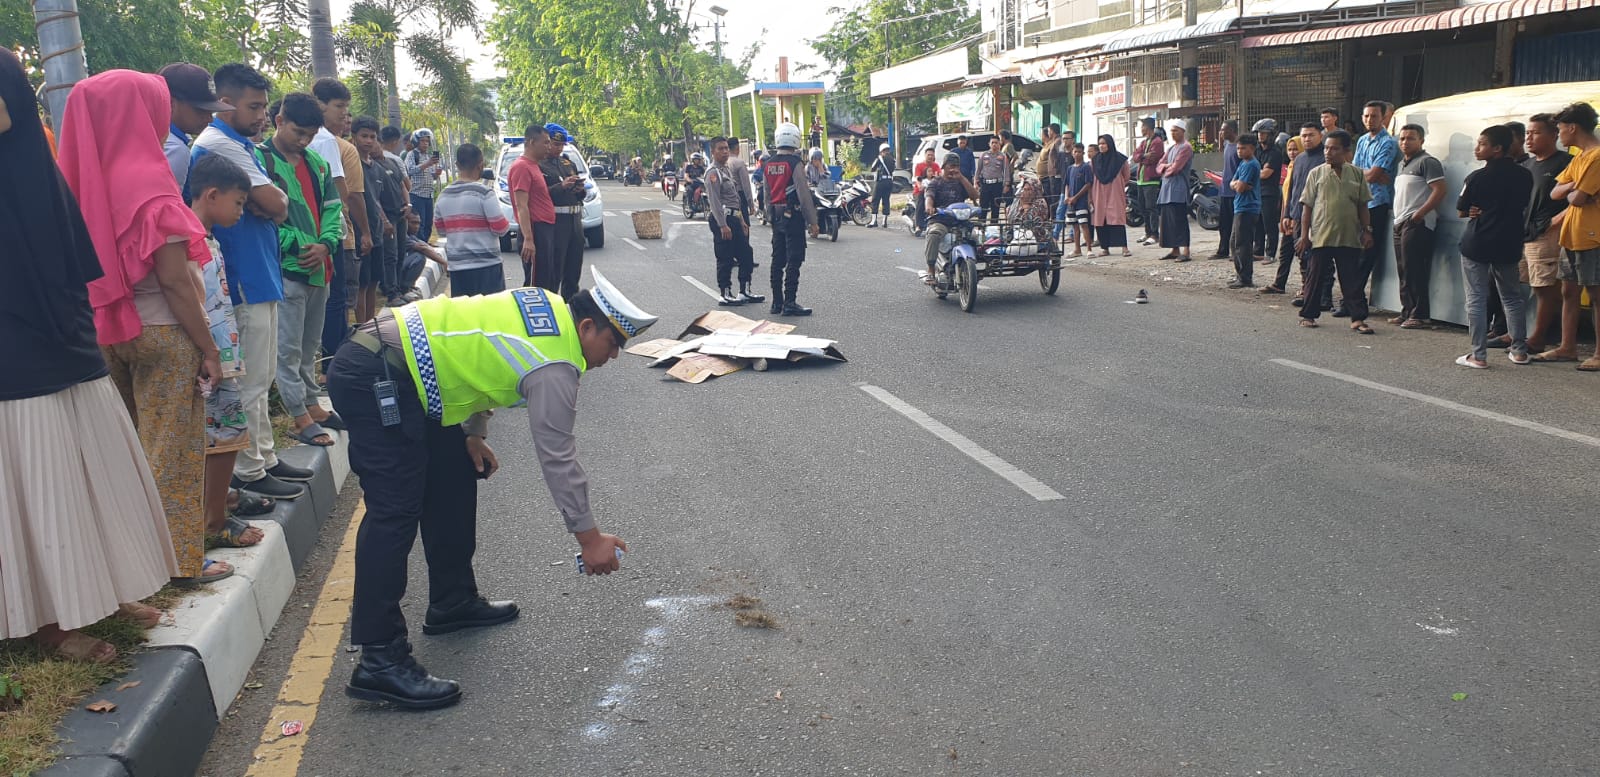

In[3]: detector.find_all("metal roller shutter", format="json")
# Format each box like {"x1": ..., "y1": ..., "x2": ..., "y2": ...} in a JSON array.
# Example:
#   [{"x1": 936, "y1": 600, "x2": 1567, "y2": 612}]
[{"x1": 1246, "y1": 42, "x2": 1345, "y2": 132}]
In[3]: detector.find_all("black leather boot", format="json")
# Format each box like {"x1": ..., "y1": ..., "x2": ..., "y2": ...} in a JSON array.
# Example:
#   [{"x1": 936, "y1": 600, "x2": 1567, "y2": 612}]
[
  {"x1": 738, "y1": 282, "x2": 765, "y2": 304},
  {"x1": 769, "y1": 299, "x2": 783, "y2": 315},
  {"x1": 781, "y1": 301, "x2": 813, "y2": 316},
  {"x1": 422, "y1": 596, "x2": 519, "y2": 635},
  {"x1": 718, "y1": 287, "x2": 744, "y2": 306},
  {"x1": 346, "y1": 639, "x2": 462, "y2": 709}
]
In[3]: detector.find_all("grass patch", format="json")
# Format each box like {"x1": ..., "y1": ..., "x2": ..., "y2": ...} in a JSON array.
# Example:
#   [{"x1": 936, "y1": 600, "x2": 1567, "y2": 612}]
[{"x1": 0, "y1": 617, "x2": 149, "y2": 776}]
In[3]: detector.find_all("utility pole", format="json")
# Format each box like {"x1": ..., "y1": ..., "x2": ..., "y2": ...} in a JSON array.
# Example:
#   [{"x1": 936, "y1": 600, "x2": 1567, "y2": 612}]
[
  {"x1": 308, "y1": 0, "x2": 337, "y2": 78},
  {"x1": 33, "y1": 0, "x2": 89, "y2": 130},
  {"x1": 711, "y1": 5, "x2": 730, "y2": 137}
]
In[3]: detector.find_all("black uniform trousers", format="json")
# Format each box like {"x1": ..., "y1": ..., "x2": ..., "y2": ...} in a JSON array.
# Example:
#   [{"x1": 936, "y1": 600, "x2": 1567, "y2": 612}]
[
  {"x1": 770, "y1": 209, "x2": 808, "y2": 304},
  {"x1": 527, "y1": 220, "x2": 557, "y2": 291},
  {"x1": 871, "y1": 178, "x2": 893, "y2": 217},
  {"x1": 979, "y1": 182, "x2": 1005, "y2": 221},
  {"x1": 1299, "y1": 247, "x2": 1368, "y2": 322},
  {"x1": 553, "y1": 213, "x2": 584, "y2": 300},
  {"x1": 327, "y1": 337, "x2": 480, "y2": 647},
  {"x1": 711, "y1": 214, "x2": 755, "y2": 288}
]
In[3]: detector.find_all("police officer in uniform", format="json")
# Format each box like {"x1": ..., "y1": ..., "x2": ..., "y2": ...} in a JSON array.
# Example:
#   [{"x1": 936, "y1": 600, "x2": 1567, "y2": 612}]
[
  {"x1": 540, "y1": 123, "x2": 586, "y2": 300},
  {"x1": 704, "y1": 136, "x2": 764, "y2": 306},
  {"x1": 760, "y1": 122, "x2": 819, "y2": 316},
  {"x1": 327, "y1": 268, "x2": 655, "y2": 709}
]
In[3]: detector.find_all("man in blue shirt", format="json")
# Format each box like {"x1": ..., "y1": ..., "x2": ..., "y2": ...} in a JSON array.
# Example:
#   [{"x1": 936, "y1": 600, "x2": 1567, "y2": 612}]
[
  {"x1": 1213, "y1": 121, "x2": 1239, "y2": 259},
  {"x1": 1347, "y1": 100, "x2": 1400, "y2": 315},
  {"x1": 953, "y1": 135, "x2": 976, "y2": 181},
  {"x1": 192, "y1": 64, "x2": 313, "y2": 500},
  {"x1": 1228, "y1": 135, "x2": 1262, "y2": 288}
]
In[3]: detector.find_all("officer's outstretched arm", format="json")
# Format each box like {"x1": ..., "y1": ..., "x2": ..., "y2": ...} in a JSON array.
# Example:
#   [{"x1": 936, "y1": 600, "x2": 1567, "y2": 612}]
[{"x1": 521, "y1": 365, "x2": 626, "y2": 575}]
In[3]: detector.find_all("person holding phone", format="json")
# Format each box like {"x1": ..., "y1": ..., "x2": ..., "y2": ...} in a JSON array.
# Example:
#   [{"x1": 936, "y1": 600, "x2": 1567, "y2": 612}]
[{"x1": 405, "y1": 128, "x2": 442, "y2": 241}]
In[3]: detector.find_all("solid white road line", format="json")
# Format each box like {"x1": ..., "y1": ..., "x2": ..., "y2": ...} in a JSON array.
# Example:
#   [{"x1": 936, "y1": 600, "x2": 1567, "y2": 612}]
[
  {"x1": 604, "y1": 210, "x2": 618, "y2": 217},
  {"x1": 1270, "y1": 358, "x2": 1600, "y2": 449},
  {"x1": 858, "y1": 384, "x2": 1065, "y2": 502},
  {"x1": 680, "y1": 275, "x2": 723, "y2": 302},
  {"x1": 623, "y1": 237, "x2": 648, "y2": 251}
]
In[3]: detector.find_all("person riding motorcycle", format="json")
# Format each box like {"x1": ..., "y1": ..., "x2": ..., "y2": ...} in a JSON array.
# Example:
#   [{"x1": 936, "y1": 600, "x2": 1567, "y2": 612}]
[
  {"x1": 921, "y1": 153, "x2": 980, "y2": 285},
  {"x1": 657, "y1": 154, "x2": 679, "y2": 196},
  {"x1": 683, "y1": 152, "x2": 708, "y2": 208},
  {"x1": 625, "y1": 156, "x2": 643, "y2": 184}
]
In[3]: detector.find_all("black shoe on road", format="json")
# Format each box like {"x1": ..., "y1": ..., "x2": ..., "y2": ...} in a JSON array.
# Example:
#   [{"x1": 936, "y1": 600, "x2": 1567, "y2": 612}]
[
  {"x1": 770, "y1": 300, "x2": 783, "y2": 315},
  {"x1": 346, "y1": 639, "x2": 462, "y2": 710},
  {"x1": 422, "y1": 597, "x2": 520, "y2": 635},
  {"x1": 267, "y1": 461, "x2": 315, "y2": 482},
  {"x1": 781, "y1": 302, "x2": 813, "y2": 316},
  {"x1": 738, "y1": 285, "x2": 766, "y2": 304},
  {"x1": 718, "y1": 287, "x2": 744, "y2": 306},
  {"x1": 231, "y1": 473, "x2": 305, "y2": 499}
]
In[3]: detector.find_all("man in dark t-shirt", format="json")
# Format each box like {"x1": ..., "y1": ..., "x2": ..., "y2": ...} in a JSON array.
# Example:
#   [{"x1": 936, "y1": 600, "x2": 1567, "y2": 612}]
[{"x1": 1455, "y1": 125, "x2": 1533, "y2": 367}]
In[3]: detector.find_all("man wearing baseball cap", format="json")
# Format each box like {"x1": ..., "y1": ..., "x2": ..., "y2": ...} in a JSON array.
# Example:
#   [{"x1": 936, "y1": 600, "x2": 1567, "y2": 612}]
[
  {"x1": 326, "y1": 267, "x2": 654, "y2": 709},
  {"x1": 158, "y1": 63, "x2": 234, "y2": 191},
  {"x1": 540, "y1": 122, "x2": 586, "y2": 298}
]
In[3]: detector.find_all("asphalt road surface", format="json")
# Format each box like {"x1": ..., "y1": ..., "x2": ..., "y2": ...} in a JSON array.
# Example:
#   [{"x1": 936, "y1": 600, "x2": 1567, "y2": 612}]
[{"x1": 202, "y1": 179, "x2": 1600, "y2": 777}]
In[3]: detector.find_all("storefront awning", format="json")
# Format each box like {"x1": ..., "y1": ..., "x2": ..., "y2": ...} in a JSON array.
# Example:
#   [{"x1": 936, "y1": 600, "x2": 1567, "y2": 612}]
[
  {"x1": 963, "y1": 70, "x2": 1022, "y2": 88},
  {"x1": 870, "y1": 49, "x2": 973, "y2": 99},
  {"x1": 1100, "y1": 16, "x2": 1240, "y2": 54},
  {"x1": 1243, "y1": 0, "x2": 1598, "y2": 47}
]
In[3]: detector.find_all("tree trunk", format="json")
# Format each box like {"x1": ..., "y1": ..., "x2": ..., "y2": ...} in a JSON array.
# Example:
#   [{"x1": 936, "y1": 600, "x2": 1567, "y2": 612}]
[
  {"x1": 308, "y1": 0, "x2": 337, "y2": 79},
  {"x1": 385, "y1": 44, "x2": 402, "y2": 128}
]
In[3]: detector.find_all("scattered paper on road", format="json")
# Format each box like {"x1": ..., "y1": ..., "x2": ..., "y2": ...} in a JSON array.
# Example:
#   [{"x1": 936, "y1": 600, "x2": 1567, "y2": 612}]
[{"x1": 629, "y1": 311, "x2": 846, "y2": 384}]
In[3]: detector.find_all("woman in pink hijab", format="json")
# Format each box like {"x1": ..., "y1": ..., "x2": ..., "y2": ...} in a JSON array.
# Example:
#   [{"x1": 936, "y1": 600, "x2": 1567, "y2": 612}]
[{"x1": 58, "y1": 70, "x2": 232, "y2": 586}]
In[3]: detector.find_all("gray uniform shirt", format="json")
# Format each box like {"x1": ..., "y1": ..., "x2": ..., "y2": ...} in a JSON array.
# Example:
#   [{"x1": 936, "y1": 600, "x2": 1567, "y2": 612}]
[{"x1": 705, "y1": 162, "x2": 747, "y2": 230}]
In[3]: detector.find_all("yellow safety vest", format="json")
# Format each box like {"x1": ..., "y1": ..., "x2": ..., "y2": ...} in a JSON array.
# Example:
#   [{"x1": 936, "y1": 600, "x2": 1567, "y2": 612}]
[{"x1": 397, "y1": 289, "x2": 587, "y2": 426}]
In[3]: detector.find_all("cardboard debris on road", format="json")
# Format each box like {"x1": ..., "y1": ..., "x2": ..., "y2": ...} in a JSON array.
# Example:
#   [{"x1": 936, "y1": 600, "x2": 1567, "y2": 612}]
[{"x1": 626, "y1": 311, "x2": 846, "y2": 384}]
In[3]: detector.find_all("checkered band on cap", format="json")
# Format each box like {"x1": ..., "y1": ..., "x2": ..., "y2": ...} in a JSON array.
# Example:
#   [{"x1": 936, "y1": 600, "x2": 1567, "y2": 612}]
[
  {"x1": 402, "y1": 306, "x2": 444, "y2": 419},
  {"x1": 592, "y1": 289, "x2": 637, "y2": 337}
]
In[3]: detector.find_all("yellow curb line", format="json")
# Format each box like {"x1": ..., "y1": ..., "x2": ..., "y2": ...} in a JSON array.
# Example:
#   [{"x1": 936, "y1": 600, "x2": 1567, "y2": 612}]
[{"x1": 243, "y1": 500, "x2": 365, "y2": 777}]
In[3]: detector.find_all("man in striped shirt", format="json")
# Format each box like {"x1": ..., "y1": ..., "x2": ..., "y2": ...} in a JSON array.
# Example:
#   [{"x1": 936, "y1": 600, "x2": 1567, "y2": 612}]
[{"x1": 434, "y1": 143, "x2": 510, "y2": 297}]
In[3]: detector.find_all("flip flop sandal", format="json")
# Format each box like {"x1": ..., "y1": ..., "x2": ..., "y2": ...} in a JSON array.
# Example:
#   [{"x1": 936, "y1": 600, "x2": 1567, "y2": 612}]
[
  {"x1": 1298, "y1": 319, "x2": 1319, "y2": 328},
  {"x1": 1352, "y1": 323, "x2": 1375, "y2": 334},
  {"x1": 173, "y1": 559, "x2": 235, "y2": 587},
  {"x1": 231, "y1": 490, "x2": 276, "y2": 517},
  {"x1": 1577, "y1": 357, "x2": 1600, "y2": 372},
  {"x1": 207, "y1": 516, "x2": 264, "y2": 549},
  {"x1": 317, "y1": 410, "x2": 347, "y2": 431},
  {"x1": 38, "y1": 630, "x2": 118, "y2": 664},
  {"x1": 290, "y1": 422, "x2": 336, "y2": 447},
  {"x1": 116, "y1": 602, "x2": 163, "y2": 629},
  {"x1": 1531, "y1": 351, "x2": 1578, "y2": 362}
]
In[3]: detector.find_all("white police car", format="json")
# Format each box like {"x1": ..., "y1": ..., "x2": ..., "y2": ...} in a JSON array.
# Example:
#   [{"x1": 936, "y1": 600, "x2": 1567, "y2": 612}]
[{"x1": 493, "y1": 137, "x2": 605, "y2": 252}]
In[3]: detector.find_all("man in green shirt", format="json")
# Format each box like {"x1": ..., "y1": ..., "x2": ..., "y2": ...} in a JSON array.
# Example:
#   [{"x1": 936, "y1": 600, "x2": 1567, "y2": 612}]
[
  {"x1": 1296, "y1": 130, "x2": 1374, "y2": 332},
  {"x1": 260, "y1": 92, "x2": 345, "y2": 446}
]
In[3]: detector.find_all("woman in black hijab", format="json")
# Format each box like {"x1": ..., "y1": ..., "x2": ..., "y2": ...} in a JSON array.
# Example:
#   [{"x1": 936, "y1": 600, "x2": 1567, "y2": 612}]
[
  {"x1": 1088, "y1": 134, "x2": 1133, "y2": 255},
  {"x1": 0, "y1": 47, "x2": 179, "y2": 662}
]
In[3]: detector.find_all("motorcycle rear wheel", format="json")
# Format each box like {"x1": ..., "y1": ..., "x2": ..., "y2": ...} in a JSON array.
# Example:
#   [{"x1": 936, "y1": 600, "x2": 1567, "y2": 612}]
[
  {"x1": 849, "y1": 203, "x2": 872, "y2": 227},
  {"x1": 957, "y1": 261, "x2": 978, "y2": 313}
]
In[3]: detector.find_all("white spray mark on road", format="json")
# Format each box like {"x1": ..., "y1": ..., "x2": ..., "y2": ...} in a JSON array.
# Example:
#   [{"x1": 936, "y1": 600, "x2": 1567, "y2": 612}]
[
  {"x1": 1416, "y1": 623, "x2": 1460, "y2": 636},
  {"x1": 578, "y1": 595, "x2": 719, "y2": 743},
  {"x1": 1270, "y1": 359, "x2": 1600, "y2": 449},
  {"x1": 622, "y1": 237, "x2": 648, "y2": 252},
  {"x1": 858, "y1": 384, "x2": 1064, "y2": 502},
  {"x1": 663, "y1": 220, "x2": 693, "y2": 249},
  {"x1": 680, "y1": 275, "x2": 723, "y2": 302}
]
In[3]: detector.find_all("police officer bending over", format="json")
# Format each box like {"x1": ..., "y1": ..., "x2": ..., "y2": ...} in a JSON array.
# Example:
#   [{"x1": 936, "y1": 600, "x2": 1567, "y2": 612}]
[{"x1": 327, "y1": 268, "x2": 655, "y2": 709}]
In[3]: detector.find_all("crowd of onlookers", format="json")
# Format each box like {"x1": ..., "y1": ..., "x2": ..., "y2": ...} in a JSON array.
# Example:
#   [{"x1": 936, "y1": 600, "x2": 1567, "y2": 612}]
[
  {"x1": 965, "y1": 100, "x2": 1600, "y2": 368},
  {"x1": 1, "y1": 52, "x2": 451, "y2": 663}
]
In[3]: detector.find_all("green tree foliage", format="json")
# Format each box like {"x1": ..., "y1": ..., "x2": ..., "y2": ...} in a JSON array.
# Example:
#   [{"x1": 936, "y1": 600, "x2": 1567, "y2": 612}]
[
  {"x1": 491, "y1": 0, "x2": 744, "y2": 158},
  {"x1": 809, "y1": 0, "x2": 980, "y2": 127},
  {"x1": 335, "y1": 0, "x2": 482, "y2": 128},
  {"x1": 4, "y1": 0, "x2": 305, "y2": 88}
]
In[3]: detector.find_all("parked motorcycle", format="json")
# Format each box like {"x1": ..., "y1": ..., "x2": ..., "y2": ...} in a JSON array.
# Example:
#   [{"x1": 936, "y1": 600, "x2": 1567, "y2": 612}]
[
  {"x1": 813, "y1": 180, "x2": 845, "y2": 242},
  {"x1": 840, "y1": 176, "x2": 875, "y2": 227},
  {"x1": 681, "y1": 177, "x2": 708, "y2": 219},
  {"x1": 1190, "y1": 169, "x2": 1221, "y2": 231},
  {"x1": 662, "y1": 173, "x2": 680, "y2": 201},
  {"x1": 623, "y1": 167, "x2": 642, "y2": 186}
]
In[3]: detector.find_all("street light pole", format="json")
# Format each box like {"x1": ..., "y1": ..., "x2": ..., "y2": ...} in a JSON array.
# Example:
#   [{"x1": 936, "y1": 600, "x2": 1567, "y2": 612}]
[
  {"x1": 711, "y1": 5, "x2": 730, "y2": 137},
  {"x1": 33, "y1": 0, "x2": 89, "y2": 130}
]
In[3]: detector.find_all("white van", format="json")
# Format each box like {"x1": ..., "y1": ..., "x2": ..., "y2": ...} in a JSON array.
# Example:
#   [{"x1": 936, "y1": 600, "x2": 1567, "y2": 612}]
[{"x1": 1377, "y1": 82, "x2": 1600, "y2": 326}]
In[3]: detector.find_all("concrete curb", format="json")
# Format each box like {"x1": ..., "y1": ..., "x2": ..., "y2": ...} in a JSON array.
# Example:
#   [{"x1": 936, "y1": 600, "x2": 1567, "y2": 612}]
[{"x1": 39, "y1": 436, "x2": 350, "y2": 777}]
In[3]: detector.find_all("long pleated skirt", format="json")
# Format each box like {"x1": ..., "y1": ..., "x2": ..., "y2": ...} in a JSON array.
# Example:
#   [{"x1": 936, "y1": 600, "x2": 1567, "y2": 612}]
[{"x1": 0, "y1": 376, "x2": 179, "y2": 638}]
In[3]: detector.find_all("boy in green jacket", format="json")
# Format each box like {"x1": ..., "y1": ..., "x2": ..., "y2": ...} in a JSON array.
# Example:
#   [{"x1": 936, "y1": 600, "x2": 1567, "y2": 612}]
[{"x1": 260, "y1": 92, "x2": 345, "y2": 447}]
